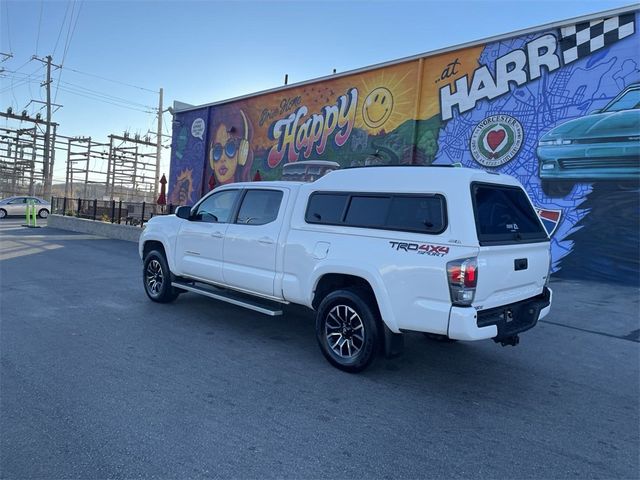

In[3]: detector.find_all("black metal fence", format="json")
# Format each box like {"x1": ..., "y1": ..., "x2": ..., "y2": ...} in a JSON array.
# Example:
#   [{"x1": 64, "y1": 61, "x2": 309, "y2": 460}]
[{"x1": 51, "y1": 197, "x2": 176, "y2": 227}]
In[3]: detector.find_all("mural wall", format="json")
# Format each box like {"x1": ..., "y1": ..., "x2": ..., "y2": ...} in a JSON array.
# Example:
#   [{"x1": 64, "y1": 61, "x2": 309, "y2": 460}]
[{"x1": 169, "y1": 9, "x2": 639, "y2": 283}]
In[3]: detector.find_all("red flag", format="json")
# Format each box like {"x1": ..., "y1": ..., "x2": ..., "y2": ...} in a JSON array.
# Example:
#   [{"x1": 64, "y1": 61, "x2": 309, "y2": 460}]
[{"x1": 253, "y1": 170, "x2": 262, "y2": 181}]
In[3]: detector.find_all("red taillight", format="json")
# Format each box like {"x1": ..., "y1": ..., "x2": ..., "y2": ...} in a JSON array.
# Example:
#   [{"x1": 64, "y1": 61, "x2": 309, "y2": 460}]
[
  {"x1": 464, "y1": 262, "x2": 477, "y2": 287},
  {"x1": 447, "y1": 257, "x2": 478, "y2": 306},
  {"x1": 448, "y1": 265, "x2": 462, "y2": 283}
]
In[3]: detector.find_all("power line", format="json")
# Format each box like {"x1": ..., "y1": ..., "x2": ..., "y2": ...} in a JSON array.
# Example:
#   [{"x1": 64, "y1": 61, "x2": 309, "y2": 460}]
[
  {"x1": 35, "y1": 1, "x2": 44, "y2": 55},
  {"x1": 0, "y1": 66, "x2": 44, "y2": 80},
  {"x1": 54, "y1": 0, "x2": 84, "y2": 104},
  {"x1": 3, "y1": 1, "x2": 13, "y2": 54},
  {"x1": 55, "y1": 85, "x2": 155, "y2": 113},
  {"x1": 0, "y1": 77, "x2": 42, "y2": 96},
  {"x1": 52, "y1": 1, "x2": 72, "y2": 58},
  {"x1": 58, "y1": 80, "x2": 154, "y2": 109},
  {"x1": 11, "y1": 58, "x2": 34, "y2": 74},
  {"x1": 63, "y1": 65, "x2": 157, "y2": 93},
  {"x1": 62, "y1": 1, "x2": 82, "y2": 63},
  {"x1": 0, "y1": 64, "x2": 45, "y2": 102},
  {"x1": 4, "y1": 59, "x2": 40, "y2": 110}
]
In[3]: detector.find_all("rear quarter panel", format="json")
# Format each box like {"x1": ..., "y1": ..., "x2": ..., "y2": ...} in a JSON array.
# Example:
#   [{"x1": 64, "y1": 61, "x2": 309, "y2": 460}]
[{"x1": 283, "y1": 222, "x2": 477, "y2": 334}]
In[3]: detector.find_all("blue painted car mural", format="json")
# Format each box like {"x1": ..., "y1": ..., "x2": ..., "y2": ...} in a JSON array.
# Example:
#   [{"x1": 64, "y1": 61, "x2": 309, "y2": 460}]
[{"x1": 537, "y1": 84, "x2": 640, "y2": 197}]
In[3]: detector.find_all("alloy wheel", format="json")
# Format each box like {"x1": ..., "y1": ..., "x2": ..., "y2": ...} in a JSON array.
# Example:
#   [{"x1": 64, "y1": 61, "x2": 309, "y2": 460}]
[
  {"x1": 324, "y1": 304, "x2": 365, "y2": 358},
  {"x1": 146, "y1": 259, "x2": 164, "y2": 296}
]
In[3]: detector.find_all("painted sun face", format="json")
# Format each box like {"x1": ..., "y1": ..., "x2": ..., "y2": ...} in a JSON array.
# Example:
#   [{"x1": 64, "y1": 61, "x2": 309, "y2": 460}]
[
  {"x1": 362, "y1": 87, "x2": 394, "y2": 129},
  {"x1": 210, "y1": 124, "x2": 238, "y2": 184}
]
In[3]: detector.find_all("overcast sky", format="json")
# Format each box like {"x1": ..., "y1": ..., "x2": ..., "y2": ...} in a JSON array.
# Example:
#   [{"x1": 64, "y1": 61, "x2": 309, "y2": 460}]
[{"x1": 1, "y1": 0, "x2": 635, "y2": 182}]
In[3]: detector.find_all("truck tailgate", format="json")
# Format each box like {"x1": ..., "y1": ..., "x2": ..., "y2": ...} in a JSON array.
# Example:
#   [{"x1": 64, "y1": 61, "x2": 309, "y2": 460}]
[{"x1": 474, "y1": 242, "x2": 549, "y2": 310}]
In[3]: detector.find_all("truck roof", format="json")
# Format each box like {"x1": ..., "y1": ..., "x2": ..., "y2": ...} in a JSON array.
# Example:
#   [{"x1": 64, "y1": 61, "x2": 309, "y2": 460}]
[
  {"x1": 307, "y1": 165, "x2": 521, "y2": 192},
  {"x1": 220, "y1": 180, "x2": 306, "y2": 189},
  {"x1": 217, "y1": 166, "x2": 521, "y2": 193}
]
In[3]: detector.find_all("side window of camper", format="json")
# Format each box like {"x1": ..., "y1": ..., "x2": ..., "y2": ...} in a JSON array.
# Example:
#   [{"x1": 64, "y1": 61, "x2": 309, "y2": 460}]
[{"x1": 305, "y1": 192, "x2": 447, "y2": 234}]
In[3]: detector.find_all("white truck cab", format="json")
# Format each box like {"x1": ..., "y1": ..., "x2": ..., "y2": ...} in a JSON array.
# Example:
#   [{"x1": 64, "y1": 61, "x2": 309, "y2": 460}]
[{"x1": 140, "y1": 166, "x2": 552, "y2": 372}]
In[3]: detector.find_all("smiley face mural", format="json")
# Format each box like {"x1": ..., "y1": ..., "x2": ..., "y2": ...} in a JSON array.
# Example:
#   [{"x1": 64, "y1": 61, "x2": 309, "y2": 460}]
[
  {"x1": 169, "y1": 8, "x2": 639, "y2": 284},
  {"x1": 362, "y1": 87, "x2": 394, "y2": 129}
]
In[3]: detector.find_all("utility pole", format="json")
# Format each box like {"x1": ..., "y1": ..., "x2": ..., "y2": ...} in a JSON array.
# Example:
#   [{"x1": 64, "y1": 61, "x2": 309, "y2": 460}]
[
  {"x1": 154, "y1": 87, "x2": 163, "y2": 203},
  {"x1": 33, "y1": 55, "x2": 60, "y2": 199}
]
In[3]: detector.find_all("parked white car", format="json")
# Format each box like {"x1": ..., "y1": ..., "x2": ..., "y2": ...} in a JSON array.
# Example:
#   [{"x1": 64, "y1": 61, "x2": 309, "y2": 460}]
[
  {"x1": 139, "y1": 166, "x2": 552, "y2": 372},
  {"x1": 0, "y1": 196, "x2": 50, "y2": 219}
]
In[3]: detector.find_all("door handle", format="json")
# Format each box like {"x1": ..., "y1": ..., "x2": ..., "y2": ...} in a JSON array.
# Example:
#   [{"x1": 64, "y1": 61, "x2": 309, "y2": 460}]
[
  {"x1": 258, "y1": 237, "x2": 274, "y2": 245},
  {"x1": 211, "y1": 231, "x2": 224, "y2": 238}
]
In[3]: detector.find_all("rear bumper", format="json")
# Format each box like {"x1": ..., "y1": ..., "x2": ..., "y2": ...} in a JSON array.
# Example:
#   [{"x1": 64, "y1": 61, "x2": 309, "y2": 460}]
[{"x1": 448, "y1": 288, "x2": 552, "y2": 341}]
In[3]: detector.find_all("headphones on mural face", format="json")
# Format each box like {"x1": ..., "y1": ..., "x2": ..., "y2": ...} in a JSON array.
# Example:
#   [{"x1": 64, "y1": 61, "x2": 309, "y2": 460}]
[
  {"x1": 237, "y1": 109, "x2": 249, "y2": 167},
  {"x1": 209, "y1": 109, "x2": 250, "y2": 168}
]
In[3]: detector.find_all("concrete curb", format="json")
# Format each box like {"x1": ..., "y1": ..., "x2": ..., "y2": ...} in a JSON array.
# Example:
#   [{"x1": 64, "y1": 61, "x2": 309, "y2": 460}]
[{"x1": 47, "y1": 214, "x2": 142, "y2": 242}]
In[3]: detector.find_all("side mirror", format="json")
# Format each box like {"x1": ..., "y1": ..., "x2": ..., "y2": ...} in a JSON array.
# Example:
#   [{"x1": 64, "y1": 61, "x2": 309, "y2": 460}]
[{"x1": 175, "y1": 205, "x2": 192, "y2": 220}]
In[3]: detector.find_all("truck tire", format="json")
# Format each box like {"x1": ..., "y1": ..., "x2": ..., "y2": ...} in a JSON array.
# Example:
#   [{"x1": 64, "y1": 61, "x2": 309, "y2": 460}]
[
  {"x1": 143, "y1": 250, "x2": 179, "y2": 303},
  {"x1": 315, "y1": 288, "x2": 380, "y2": 373}
]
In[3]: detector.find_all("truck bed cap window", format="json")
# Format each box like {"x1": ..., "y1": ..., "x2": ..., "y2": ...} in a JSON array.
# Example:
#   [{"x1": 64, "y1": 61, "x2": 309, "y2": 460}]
[
  {"x1": 472, "y1": 183, "x2": 548, "y2": 245},
  {"x1": 306, "y1": 192, "x2": 446, "y2": 234}
]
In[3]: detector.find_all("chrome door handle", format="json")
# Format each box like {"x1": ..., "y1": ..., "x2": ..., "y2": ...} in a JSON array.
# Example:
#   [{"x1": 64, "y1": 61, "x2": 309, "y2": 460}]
[
  {"x1": 211, "y1": 231, "x2": 224, "y2": 238},
  {"x1": 258, "y1": 237, "x2": 274, "y2": 245}
]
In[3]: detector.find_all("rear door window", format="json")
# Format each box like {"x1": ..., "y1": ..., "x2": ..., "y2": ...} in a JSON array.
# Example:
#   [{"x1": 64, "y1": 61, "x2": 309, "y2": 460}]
[
  {"x1": 472, "y1": 183, "x2": 548, "y2": 245},
  {"x1": 236, "y1": 189, "x2": 283, "y2": 225}
]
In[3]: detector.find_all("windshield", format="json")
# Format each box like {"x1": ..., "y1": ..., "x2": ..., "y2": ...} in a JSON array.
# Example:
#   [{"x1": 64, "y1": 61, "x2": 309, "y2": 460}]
[{"x1": 603, "y1": 88, "x2": 640, "y2": 112}]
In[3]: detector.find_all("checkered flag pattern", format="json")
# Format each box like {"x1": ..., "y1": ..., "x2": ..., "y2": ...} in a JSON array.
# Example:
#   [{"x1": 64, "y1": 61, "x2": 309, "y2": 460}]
[{"x1": 559, "y1": 13, "x2": 635, "y2": 64}]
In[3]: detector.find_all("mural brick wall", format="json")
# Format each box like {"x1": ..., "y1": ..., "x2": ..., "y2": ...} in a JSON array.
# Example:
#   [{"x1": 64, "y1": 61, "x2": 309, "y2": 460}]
[{"x1": 169, "y1": 9, "x2": 639, "y2": 284}]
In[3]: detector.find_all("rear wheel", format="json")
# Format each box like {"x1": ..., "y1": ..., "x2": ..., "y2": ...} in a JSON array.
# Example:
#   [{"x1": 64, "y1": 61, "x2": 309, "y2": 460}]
[
  {"x1": 143, "y1": 250, "x2": 179, "y2": 303},
  {"x1": 316, "y1": 288, "x2": 380, "y2": 373},
  {"x1": 38, "y1": 209, "x2": 49, "y2": 219}
]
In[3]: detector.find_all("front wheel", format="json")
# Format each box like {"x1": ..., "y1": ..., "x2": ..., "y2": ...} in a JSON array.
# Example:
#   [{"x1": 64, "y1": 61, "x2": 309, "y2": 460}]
[
  {"x1": 0, "y1": 209, "x2": 6, "y2": 219},
  {"x1": 316, "y1": 288, "x2": 380, "y2": 373},
  {"x1": 143, "y1": 250, "x2": 179, "y2": 303}
]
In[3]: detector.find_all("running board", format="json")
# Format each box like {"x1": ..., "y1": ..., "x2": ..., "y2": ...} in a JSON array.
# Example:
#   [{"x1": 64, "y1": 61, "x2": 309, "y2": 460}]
[{"x1": 171, "y1": 281, "x2": 283, "y2": 316}]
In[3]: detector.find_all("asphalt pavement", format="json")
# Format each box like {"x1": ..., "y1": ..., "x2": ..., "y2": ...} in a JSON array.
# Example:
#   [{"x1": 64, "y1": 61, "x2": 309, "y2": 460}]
[{"x1": 1, "y1": 218, "x2": 639, "y2": 479}]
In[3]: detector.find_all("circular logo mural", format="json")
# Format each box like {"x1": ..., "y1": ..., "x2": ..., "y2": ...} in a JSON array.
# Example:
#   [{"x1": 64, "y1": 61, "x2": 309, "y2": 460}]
[{"x1": 470, "y1": 114, "x2": 523, "y2": 167}]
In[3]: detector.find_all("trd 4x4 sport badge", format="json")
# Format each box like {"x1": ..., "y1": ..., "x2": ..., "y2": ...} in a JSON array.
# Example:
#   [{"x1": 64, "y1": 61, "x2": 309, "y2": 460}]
[
  {"x1": 389, "y1": 241, "x2": 450, "y2": 257},
  {"x1": 470, "y1": 114, "x2": 523, "y2": 168}
]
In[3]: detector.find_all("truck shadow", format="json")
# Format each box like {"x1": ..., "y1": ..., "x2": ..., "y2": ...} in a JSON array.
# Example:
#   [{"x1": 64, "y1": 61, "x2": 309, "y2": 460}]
[{"x1": 166, "y1": 293, "x2": 536, "y2": 401}]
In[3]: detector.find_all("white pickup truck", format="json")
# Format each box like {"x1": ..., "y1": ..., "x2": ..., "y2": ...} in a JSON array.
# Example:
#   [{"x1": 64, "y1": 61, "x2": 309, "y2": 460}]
[{"x1": 139, "y1": 166, "x2": 552, "y2": 372}]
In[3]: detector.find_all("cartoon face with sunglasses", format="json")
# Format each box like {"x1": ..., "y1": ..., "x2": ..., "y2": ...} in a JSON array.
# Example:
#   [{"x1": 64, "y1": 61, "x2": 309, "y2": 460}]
[{"x1": 209, "y1": 109, "x2": 252, "y2": 185}]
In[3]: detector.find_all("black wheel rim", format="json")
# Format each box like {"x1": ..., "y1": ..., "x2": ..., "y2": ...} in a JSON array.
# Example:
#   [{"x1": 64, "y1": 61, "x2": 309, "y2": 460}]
[
  {"x1": 146, "y1": 259, "x2": 163, "y2": 296},
  {"x1": 324, "y1": 304, "x2": 365, "y2": 359}
]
